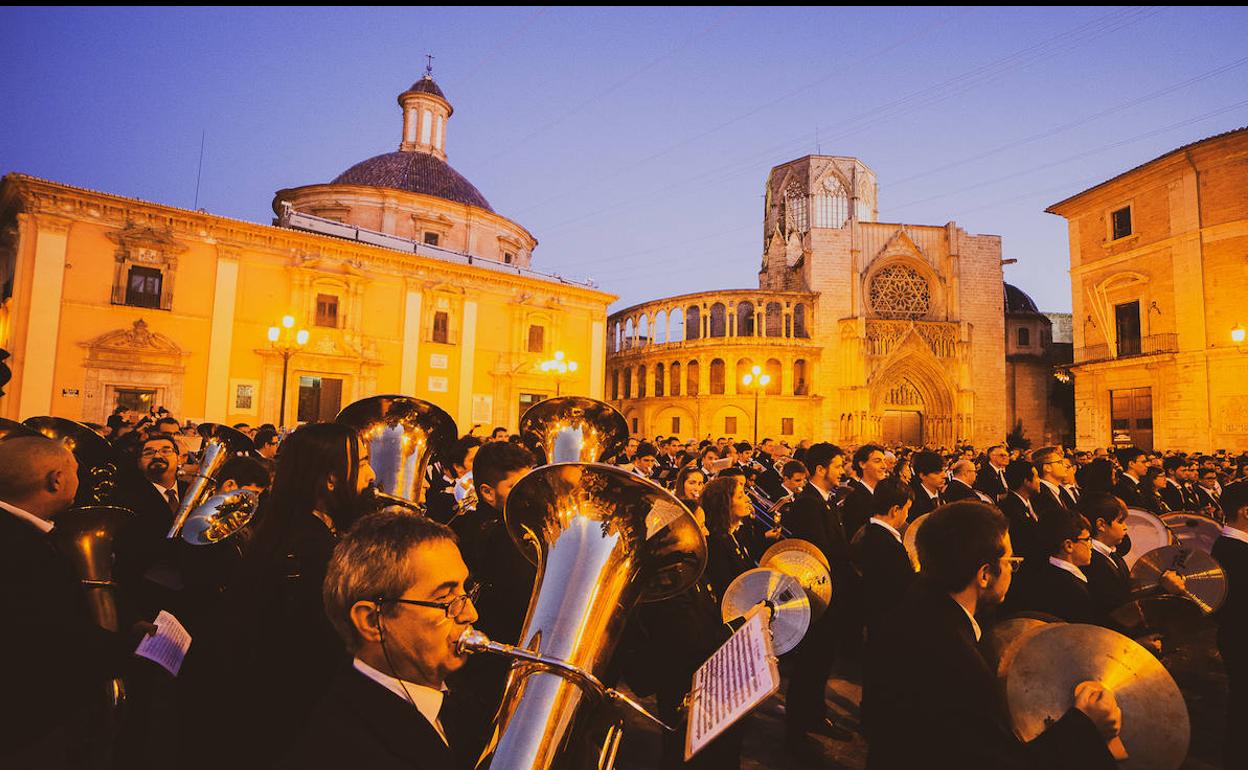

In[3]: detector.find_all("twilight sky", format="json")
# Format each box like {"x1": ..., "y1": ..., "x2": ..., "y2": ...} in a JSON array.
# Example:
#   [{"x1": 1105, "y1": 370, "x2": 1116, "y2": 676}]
[{"x1": 3, "y1": 6, "x2": 1246, "y2": 313}]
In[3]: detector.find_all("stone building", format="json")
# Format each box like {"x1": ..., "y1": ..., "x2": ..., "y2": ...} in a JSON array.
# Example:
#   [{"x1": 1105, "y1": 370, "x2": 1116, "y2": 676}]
[
  {"x1": 1004, "y1": 284, "x2": 1073, "y2": 448},
  {"x1": 1046, "y1": 126, "x2": 1248, "y2": 451},
  {"x1": 0, "y1": 73, "x2": 613, "y2": 429},
  {"x1": 606, "y1": 155, "x2": 1009, "y2": 447}
]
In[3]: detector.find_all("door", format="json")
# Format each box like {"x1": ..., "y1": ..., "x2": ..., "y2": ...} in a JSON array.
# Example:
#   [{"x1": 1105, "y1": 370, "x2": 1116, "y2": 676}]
[
  {"x1": 298, "y1": 376, "x2": 345, "y2": 423},
  {"x1": 1110, "y1": 387, "x2": 1153, "y2": 451},
  {"x1": 882, "y1": 410, "x2": 923, "y2": 446}
]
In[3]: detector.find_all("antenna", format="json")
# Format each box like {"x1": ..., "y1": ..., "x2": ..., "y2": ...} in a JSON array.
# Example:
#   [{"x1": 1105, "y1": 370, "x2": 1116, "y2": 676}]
[{"x1": 193, "y1": 130, "x2": 206, "y2": 210}]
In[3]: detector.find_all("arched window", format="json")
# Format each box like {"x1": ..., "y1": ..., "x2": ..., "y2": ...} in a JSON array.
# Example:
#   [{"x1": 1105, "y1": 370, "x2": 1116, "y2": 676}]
[
  {"x1": 765, "y1": 302, "x2": 783, "y2": 337},
  {"x1": 624, "y1": 318, "x2": 634, "y2": 350},
  {"x1": 686, "y1": 360, "x2": 699, "y2": 396},
  {"x1": 814, "y1": 177, "x2": 849, "y2": 228},
  {"x1": 637, "y1": 365, "x2": 647, "y2": 398},
  {"x1": 793, "y1": 304, "x2": 808, "y2": 338},
  {"x1": 670, "y1": 361, "x2": 681, "y2": 397},
  {"x1": 623, "y1": 367, "x2": 632, "y2": 399},
  {"x1": 785, "y1": 181, "x2": 808, "y2": 233},
  {"x1": 638, "y1": 314, "x2": 649, "y2": 346},
  {"x1": 709, "y1": 303, "x2": 727, "y2": 337},
  {"x1": 765, "y1": 358, "x2": 782, "y2": 395},
  {"x1": 735, "y1": 357, "x2": 754, "y2": 389},
  {"x1": 611, "y1": 370, "x2": 619, "y2": 400},
  {"x1": 709, "y1": 359, "x2": 726, "y2": 395},
  {"x1": 670, "y1": 308, "x2": 684, "y2": 342},
  {"x1": 686, "y1": 306, "x2": 700, "y2": 340},
  {"x1": 1018, "y1": 327, "x2": 1031, "y2": 346},
  {"x1": 654, "y1": 363, "x2": 665, "y2": 397},
  {"x1": 654, "y1": 309, "x2": 667, "y2": 344},
  {"x1": 868, "y1": 264, "x2": 931, "y2": 320},
  {"x1": 736, "y1": 301, "x2": 755, "y2": 337},
  {"x1": 794, "y1": 359, "x2": 808, "y2": 396}
]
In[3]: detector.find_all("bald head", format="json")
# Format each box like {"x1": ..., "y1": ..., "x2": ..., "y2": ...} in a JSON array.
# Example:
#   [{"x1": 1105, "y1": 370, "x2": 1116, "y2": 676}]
[
  {"x1": 0, "y1": 436, "x2": 79, "y2": 519},
  {"x1": 952, "y1": 459, "x2": 976, "y2": 483}
]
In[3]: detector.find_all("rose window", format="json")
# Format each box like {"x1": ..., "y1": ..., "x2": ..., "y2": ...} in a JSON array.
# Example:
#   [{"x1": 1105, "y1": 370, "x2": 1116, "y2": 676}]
[{"x1": 869, "y1": 264, "x2": 931, "y2": 319}]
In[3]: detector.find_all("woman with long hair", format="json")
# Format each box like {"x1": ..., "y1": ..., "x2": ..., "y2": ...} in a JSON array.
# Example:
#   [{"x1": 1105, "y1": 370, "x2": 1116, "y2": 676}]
[
  {"x1": 702, "y1": 475, "x2": 755, "y2": 597},
  {"x1": 674, "y1": 465, "x2": 709, "y2": 534}
]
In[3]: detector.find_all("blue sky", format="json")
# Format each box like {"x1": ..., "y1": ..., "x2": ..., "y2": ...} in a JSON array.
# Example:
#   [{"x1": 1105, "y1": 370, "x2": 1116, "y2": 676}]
[{"x1": 3, "y1": 6, "x2": 1246, "y2": 313}]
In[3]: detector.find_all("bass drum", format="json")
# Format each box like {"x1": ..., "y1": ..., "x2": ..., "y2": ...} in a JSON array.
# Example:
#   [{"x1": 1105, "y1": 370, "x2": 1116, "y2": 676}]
[
  {"x1": 1123, "y1": 508, "x2": 1174, "y2": 570},
  {"x1": 1159, "y1": 512, "x2": 1221, "y2": 554}
]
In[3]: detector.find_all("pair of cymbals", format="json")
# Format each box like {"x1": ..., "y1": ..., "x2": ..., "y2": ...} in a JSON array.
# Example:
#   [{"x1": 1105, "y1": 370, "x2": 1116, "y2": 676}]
[
  {"x1": 760, "y1": 539, "x2": 832, "y2": 620},
  {"x1": 1129, "y1": 545, "x2": 1227, "y2": 614}
]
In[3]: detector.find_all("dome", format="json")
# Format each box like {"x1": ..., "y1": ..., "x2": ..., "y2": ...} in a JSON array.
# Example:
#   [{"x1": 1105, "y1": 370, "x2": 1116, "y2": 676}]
[
  {"x1": 406, "y1": 75, "x2": 446, "y2": 100},
  {"x1": 1004, "y1": 283, "x2": 1040, "y2": 314},
  {"x1": 331, "y1": 151, "x2": 493, "y2": 211}
]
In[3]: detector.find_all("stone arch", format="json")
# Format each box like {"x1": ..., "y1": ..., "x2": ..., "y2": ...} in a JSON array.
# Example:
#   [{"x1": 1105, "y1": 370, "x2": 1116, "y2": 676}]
[
  {"x1": 709, "y1": 303, "x2": 727, "y2": 337},
  {"x1": 669, "y1": 361, "x2": 681, "y2": 396},
  {"x1": 653, "y1": 309, "x2": 667, "y2": 344},
  {"x1": 793, "y1": 303, "x2": 809, "y2": 338},
  {"x1": 654, "y1": 404, "x2": 696, "y2": 439},
  {"x1": 709, "y1": 358, "x2": 726, "y2": 394},
  {"x1": 736, "y1": 301, "x2": 756, "y2": 337},
  {"x1": 670, "y1": 307, "x2": 685, "y2": 341},
  {"x1": 623, "y1": 318, "x2": 635, "y2": 349},
  {"x1": 686, "y1": 360, "x2": 700, "y2": 396},
  {"x1": 638, "y1": 314, "x2": 650, "y2": 346},
  {"x1": 735, "y1": 357, "x2": 755, "y2": 388},
  {"x1": 868, "y1": 344, "x2": 957, "y2": 446},
  {"x1": 637, "y1": 364, "x2": 647, "y2": 398},
  {"x1": 765, "y1": 358, "x2": 782, "y2": 395},
  {"x1": 654, "y1": 362, "x2": 665, "y2": 397},
  {"x1": 794, "y1": 359, "x2": 809, "y2": 396},
  {"x1": 622, "y1": 366, "x2": 632, "y2": 399},
  {"x1": 685, "y1": 305, "x2": 700, "y2": 341},
  {"x1": 765, "y1": 302, "x2": 783, "y2": 336}
]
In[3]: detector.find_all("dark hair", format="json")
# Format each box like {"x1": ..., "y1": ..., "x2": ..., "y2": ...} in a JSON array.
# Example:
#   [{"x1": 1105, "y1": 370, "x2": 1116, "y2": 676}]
[
  {"x1": 218, "y1": 455, "x2": 271, "y2": 490},
  {"x1": 155, "y1": 416, "x2": 180, "y2": 431},
  {"x1": 1004, "y1": 459, "x2": 1035, "y2": 491},
  {"x1": 635, "y1": 441, "x2": 658, "y2": 460},
  {"x1": 1115, "y1": 447, "x2": 1146, "y2": 468},
  {"x1": 1077, "y1": 491, "x2": 1126, "y2": 530},
  {"x1": 734, "y1": 441, "x2": 752, "y2": 453},
  {"x1": 781, "y1": 460, "x2": 807, "y2": 479},
  {"x1": 140, "y1": 434, "x2": 179, "y2": 455},
  {"x1": 803, "y1": 442, "x2": 845, "y2": 475},
  {"x1": 1221, "y1": 481, "x2": 1248, "y2": 523},
  {"x1": 1162, "y1": 456, "x2": 1185, "y2": 474},
  {"x1": 492, "y1": 426, "x2": 509, "y2": 437},
  {"x1": 253, "y1": 427, "x2": 279, "y2": 451},
  {"x1": 472, "y1": 441, "x2": 535, "y2": 498},
  {"x1": 872, "y1": 477, "x2": 915, "y2": 518},
  {"x1": 1031, "y1": 445, "x2": 1062, "y2": 473},
  {"x1": 916, "y1": 501, "x2": 1008, "y2": 592},
  {"x1": 701, "y1": 476, "x2": 741, "y2": 537},
  {"x1": 853, "y1": 443, "x2": 885, "y2": 475},
  {"x1": 1038, "y1": 507, "x2": 1091, "y2": 555},
  {"x1": 1076, "y1": 457, "x2": 1116, "y2": 493},
  {"x1": 447, "y1": 436, "x2": 482, "y2": 470},
  {"x1": 912, "y1": 450, "x2": 942, "y2": 477},
  {"x1": 674, "y1": 465, "x2": 707, "y2": 503}
]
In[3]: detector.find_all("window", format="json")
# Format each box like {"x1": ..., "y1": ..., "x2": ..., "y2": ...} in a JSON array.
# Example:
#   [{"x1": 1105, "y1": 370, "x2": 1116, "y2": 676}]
[
  {"x1": 709, "y1": 359, "x2": 725, "y2": 395},
  {"x1": 297, "y1": 376, "x2": 344, "y2": 423},
  {"x1": 1111, "y1": 206, "x2": 1132, "y2": 241},
  {"x1": 125, "y1": 266, "x2": 163, "y2": 309},
  {"x1": 686, "y1": 360, "x2": 699, "y2": 396},
  {"x1": 527, "y1": 325, "x2": 545, "y2": 353},
  {"x1": 1017, "y1": 327, "x2": 1030, "y2": 347},
  {"x1": 315, "y1": 293, "x2": 339, "y2": 327},
  {"x1": 670, "y1": 362, "x2": 681, "y2": 396},
  {"x1": 736, "y1": 302, "x2": 755, "y2": 337},
  {"x1": 671, "y1": 416, "x2": 681, "y2": 434},
  {"x1": 709, "y1": 303, "x2": 727, "y2": 338},
  {"x1": 503, "y1": 252, "x2": 514, "y2": 264},
  {"x1": 869, "y1": 264, "x2": 931, "y2": 320},
  {"x1": 781, "y1": 418, "x2": 794, "y2": 436},
  {"x1": 1114, "y1": 301, "x2": 1141, "y2": 356},
  {"x1": 765, "y1": 358, "x2": 782, "y2": 395},
  {"x1": 793, "y1": 304, "x2": 808, "y2": 338},
  {"x1": 785, "y1": 182, "x2": 807, "y2": 233},
  {"x1": 814, "y1": 178, "x2": 849, "y2": 229},
  {"x1": 623, "y1": 368, "x2": 632, "y2": 399},
  {"x1": 794, "y1": 359, "x2": 808, "y2": 396},
  {"x1": 424, "y1": 232, "x2": 440, "y2": 246},
  {"x1": 686, "y1": 306, "x2": 701, "y2": 340},
  {"x1": 725, "y1": 416, "x2": 737, "y2": 434},
  {"x1": 432, "y1": 311, "x2": 450, "y2": 344},
  {"x1": 765, "y1": 302, "x2": 783, "y2": 337}
]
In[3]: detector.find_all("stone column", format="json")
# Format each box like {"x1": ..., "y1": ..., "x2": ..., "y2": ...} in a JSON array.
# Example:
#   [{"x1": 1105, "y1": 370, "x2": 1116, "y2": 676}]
[{"x1": 18, "y1": 215, "x2": 71, "y2": 418}]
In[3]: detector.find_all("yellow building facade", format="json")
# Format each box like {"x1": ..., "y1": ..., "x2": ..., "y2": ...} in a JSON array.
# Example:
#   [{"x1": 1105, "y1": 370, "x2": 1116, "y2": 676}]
[
  {"x1": 0, "y1": 74, "x2": 613, "y2": 428},
  {"x1": 1047, "y1": 127, "x2": 1248, "y2": 450}
]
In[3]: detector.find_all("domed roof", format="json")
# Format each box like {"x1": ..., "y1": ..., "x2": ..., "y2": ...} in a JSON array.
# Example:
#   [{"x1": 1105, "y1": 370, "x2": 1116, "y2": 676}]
[
  {"x1": 331, "y1": 151, "x2": 493, "y2": 211},
  {"x1": 406, "y1": 75, "x2": 446, "y2": 100},
  {"x1": 1004, "y1": 283, "x2": 1040, "y2": 314}
]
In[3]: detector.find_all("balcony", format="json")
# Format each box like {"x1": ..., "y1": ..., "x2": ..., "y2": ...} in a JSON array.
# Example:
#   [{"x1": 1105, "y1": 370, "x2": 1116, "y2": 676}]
[{"x1": 1074, "y1": 333, "x2": 1178, "y2": 363}]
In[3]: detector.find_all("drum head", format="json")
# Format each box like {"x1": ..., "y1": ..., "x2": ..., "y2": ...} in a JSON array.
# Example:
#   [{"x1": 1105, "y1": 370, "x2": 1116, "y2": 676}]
[
  {"x1": 1123, "y1": 508, "x2": 1173, "y2": 569},
  {"x1": 1159, "y1": 512, "x2": 1220, "y2": 554}
]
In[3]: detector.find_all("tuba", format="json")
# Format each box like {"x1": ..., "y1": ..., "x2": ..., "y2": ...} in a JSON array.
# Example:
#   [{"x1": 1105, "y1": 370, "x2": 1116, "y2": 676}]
[
  {"x1": 336, "y1": 395, "x2": 458, "y2": 513},
  {"x1": 519, "y1": 396, "x2": 629, "y2": 466},
  {"x1": 167, "y1": 423, "x2": 253, "y2": 539},
  {"x1": 471, "y1": 462, "x2": 706, "y2": 770},
  {"x1": 24, "y1": 416, "x2": 122, "y2": 505}
]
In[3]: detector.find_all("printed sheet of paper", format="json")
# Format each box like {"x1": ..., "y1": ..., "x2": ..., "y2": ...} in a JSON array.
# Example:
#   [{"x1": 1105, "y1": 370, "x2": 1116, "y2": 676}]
[
  {"x1": 685, "y1": 606, "x2": 780, "y2": 760},
  {"x1": 134, "y1": 610, "x2": 192, "y2": 677}
]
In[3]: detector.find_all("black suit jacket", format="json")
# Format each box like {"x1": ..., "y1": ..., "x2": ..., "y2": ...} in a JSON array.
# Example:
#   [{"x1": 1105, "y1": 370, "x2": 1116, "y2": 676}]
[
  {"x1": 942, "y1": 478, "x2": 977, "y2": 503},
  {"x1": 839, "y1": 478, "x2": 875, "y2": 539},
  {"x1": 1084, "y1": 547, "x2": 1131, "y2": 624},
  {"x1": 850, "y1": 522, "x2": 915, "y2": 631},
  {"x1": 908, "y1": 482, "x2": 942, "y2": 520},
  {"x1": 1213, "y1": 534, "x2": 1248, "y2": 666},
  {"x1": 975, "y1": 464, "x2": 1008, "y2": 501},
  {"x1": 864, "y1": 579, "x2": 1114, "y2": 770},
  {"x1": 785, "y1": 484, "x2": 853, "y2": 595},
  {"x1": 1114, "y1": 475, "x2": 1146, "y2": 509},
  {"x1": 998, "y1": 492, "x2": 1043, "y2": 564},
  {"x1": 1194, "y1": 486, "x2": 1222, "y2": 516},
  {"x1": 1159, "y1": 481, "x2": 1187, "y2": 512},
  {"x1": 1034, "y1": 482, "x2": 1068, "y2": 518},
  {"x1": 1010, "y1": 559, "x2": 1097, "y2": 624},
  {"x1": 281, "y1": 667, "x2": 477, "y2": 770}
]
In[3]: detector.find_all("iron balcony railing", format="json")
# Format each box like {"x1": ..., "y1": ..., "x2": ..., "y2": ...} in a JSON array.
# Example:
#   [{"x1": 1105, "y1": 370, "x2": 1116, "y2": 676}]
[{"x1": 1075, "y1": 332, "x2": 1178, "y2": 363}]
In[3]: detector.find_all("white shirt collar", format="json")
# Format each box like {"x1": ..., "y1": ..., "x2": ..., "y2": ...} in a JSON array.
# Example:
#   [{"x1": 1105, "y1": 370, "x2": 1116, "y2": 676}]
[
  {"x1": 1012, "y1": 490, "x2": 1036, "y2": 519},
  {"x1": 953, "y1": 598, "x2": 981, "y2": 641},
  {"x1": 1123, "y1": 472, "x2": 1140, "y2": 484},
  {"x1": 922, "y1": 484, "x2": 940, "y2": 501},
  {"x1": 1048, "y1": 556, "x2": 1088, "y2": 583},
  {"x1": 1039, "y1": 479, "x2": 1062, "y2": 496},
  {"x1": 868, "y1": 517, "x2": 903, "y2": 544},
  {"x1": 1089, "y1": 538, "x2": 1115, "y2": 558},
  {"x1": 811, "y1": 482, "x2": 832, "y2": 502},
  {"x1": 855, "y1": 477, "x2": 876, "y2": 494},
  {"x1": 1221, "y1": 526, "x2": 1248, "y2": 546},
  {"x1": 352, "y1": 658, "x2": 448, "y2": 745},
  {"x1": 0, "y1": 499, "x2": 54, "y2": 533}
]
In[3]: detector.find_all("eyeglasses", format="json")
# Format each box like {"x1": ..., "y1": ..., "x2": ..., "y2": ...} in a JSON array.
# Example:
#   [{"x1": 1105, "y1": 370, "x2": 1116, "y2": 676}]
[
  {"x1": 1003, "y1": 556, "x2": 1025, "y2": 571},
  {"x1": 1074, "y1": 536, "x2": 1092, "y2": 544},
  {"x1": 380, "y1": 582, "x2": 480, "y2": 620},
  {"x1": 140, "y1": 447, "x2": 178, "y2": 457}
]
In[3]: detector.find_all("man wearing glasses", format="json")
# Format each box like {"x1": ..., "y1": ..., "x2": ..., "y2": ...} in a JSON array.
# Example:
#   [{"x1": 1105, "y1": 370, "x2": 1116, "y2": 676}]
[
  {"x1": 286, "y1": 512, "x2": 485, "y2": 769},
  {"x1": 1005, "y1": 507, "x2": 1098, "y2": 624},
  {"x1": 1031, "y1": 446, "x2": 1074, "y2": 516},
  {"x1": 864, "y1": 501, "x2": 1120, "y2": 769}
]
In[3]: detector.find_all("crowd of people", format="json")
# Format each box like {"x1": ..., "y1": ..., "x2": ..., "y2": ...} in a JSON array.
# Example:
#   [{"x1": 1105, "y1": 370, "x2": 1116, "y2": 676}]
[{"x1": 1, "y1": 404, "x2": 1244, "y2": 769}]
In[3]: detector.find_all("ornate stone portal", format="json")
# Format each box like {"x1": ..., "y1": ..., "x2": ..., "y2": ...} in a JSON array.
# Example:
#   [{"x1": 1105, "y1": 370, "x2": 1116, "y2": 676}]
[{"x1": 79, "y1": 319, "x2": 186, "y2": 422}]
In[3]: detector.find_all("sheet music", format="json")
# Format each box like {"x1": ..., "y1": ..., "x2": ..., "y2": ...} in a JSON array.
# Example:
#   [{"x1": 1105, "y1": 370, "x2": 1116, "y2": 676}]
[
  {"x1": 685, "y1": 606, "x2": 780, "y2": 759},
  {"x1": 134, "y1": 610, "x2": 192, "y2": 677}
]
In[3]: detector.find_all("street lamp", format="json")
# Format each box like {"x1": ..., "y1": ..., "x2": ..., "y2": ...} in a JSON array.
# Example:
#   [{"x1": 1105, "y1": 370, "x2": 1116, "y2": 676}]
[
  {"x1": 540, "y1": 350, "x2": 578, "y2": 396},
  {"x1": 1233, "y1": 324, "x2": 1246, "y2": 345},
  {"x1": 741, "y1": 364, "x2": 771, "y2": 444},
  {"x1": 267, "y1": 314, "x2": 309, "y2": 427}
]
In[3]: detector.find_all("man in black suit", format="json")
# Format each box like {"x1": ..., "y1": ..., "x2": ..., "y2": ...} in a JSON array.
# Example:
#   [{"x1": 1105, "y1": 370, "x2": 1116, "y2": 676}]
[
  {"x1": 0, "y1": 436, "x2": 143, "y2": 770},
  {"x1": 1007, "y1": 507, "x2": 1097, "y2": 623},
  {"x1": 907, "y1": 450, "x2": 946, "y2": 520},
  {"x1": 286, "y1": 512, "x2": 487, "y2": 770},
  {"x1": 864, "y1": 501, "x2": 1120, "y2": 770},
  {"x1": 1080, "y1": 492, "x2": 1133, "y2": 623},
  {"x1": 974, "y1": 444, "x2": 1010, "y2": 502},
  {"x1": 942, "y1": 460, "x2": 984, "y2": 503},
  {"x1": 850, "y1": 477, "x2": 916, "y2": 635},
  {"x1": 782, "y1": 442, "x2": 857, "y2": 759},
  {"x1": 1213, "y1": 482, "x2": 1248, "y2": 768},
  {"x1": 839, "y1": 443, "x2": 886, "y2": 539},
  {"x1": 1113, "y1": 447, "x2": 1148, "y2": 509},
  {"x1": 1159, "y1": 457, "x2": 1192, "y2": 511},
  {"x1": 997, "y1": 460, "x2": 1044, "y2": 565},
  {"x1": 1195, "y1": 466, "x2": 1223, "y2": 517},
  {"x1": 1031, "y1": 446, "x2": 1072, "y2": 518}
]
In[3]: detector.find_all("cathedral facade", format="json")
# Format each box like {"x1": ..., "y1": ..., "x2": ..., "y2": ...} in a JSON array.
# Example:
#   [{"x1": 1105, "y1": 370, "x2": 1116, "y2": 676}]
[{"x1": 606, "y1": 155, "x2": 1010, "y2": 447}]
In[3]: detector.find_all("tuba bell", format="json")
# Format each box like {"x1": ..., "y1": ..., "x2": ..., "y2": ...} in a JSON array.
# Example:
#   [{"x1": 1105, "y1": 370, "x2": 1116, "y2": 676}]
[
  {"x1": 167, "y1": 423, "x2": 254, "y2": 539},
  {"x1": 336, "y1": 395, "x2": 458, "y2": 513},
  {"x1": 518, "y1": 396, "x2": 629, "y2": 465},
  {"x1": 471, "y1": 462, "x2": 706, "y2": 770},
  {"x1": 24, "y1": 416, "x2": 122, "y2": 506}
]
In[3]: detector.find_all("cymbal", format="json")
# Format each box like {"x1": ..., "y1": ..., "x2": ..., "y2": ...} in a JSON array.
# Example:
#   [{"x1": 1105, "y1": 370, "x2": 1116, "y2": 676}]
[
  {"x1": 759, "y1": 539, "x2": 832, "y2": 621},
  {"x1": 721, "y1": 567, "x2": 811, "y2": 656},
  {"x1": 1159, "y1": 512, "x2": 1221, "y2": 554},
  {"x1": 1003, "y1": 623, "x2": 1189, "y2": 770},
  {"x1": 983, "y1": 615, "x2": 1053, "y2": 678},
  {"x1": 902, "y1": 512, "x2": 931, "y2": 570},
  {"x1": 1124, "y1": 508, "x2": 1174, "y2": 569},
  {"x1": 1130, "y1": 545, "x2": 1227, "y2": 614},
  {"x1": 1108, "y1": 595, "x2": 1209, "y2": 646}
]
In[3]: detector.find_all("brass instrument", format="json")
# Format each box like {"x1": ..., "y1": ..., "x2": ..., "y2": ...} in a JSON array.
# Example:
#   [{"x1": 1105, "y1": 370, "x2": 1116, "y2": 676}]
[
  {"x1": 518, "y1": 395, "x2": 629, "y2": 465},
  {"x1": 24, "y1": 416, "x2": 122, "y2": 505},
  {"x1": 473, "y1": 462, "x2": 706, "y2": 770},
  {"x1": 336, "y1": 395, "x2": 457, "y2": 512},
  {"x1": 0, "y1": 417, "x2": 41, "y2": 442},
  {"x1": 180, "y1": 488, "x2": 262, "y2": 545},
  {"x1": 363, "y1": 484, "x2": 427, "y2": 514},
  {"x1": 449, "y1": 470, "x2": 478, "y2": 521},
  {"x1": 167, "y1": 423, "x2": 253, "y2": 539}
]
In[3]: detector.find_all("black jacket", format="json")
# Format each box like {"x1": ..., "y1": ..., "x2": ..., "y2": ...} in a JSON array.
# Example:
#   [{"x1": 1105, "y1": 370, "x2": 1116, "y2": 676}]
[
  {"x1": 850, "y1": 521, "x2": 915, "y2": 631},
  {"x1": 838, "y1": 478, "x2": 875, "y2": 540},
  {"x1": 1008, "y1": 559, "x2": 1097, "y2": 624},
  {"x1": 1034, "y1": 482, "x2": 1069, "y2": 518},
  {"x1": 942, "y1": 478, "x2": 978, "y2": 503},
  {"x1": 975, "y1": 464, "x2": 1008, "y2": 501},
  {"x1": 785, "y1": 483, "x2": 853, "y2": 593},
  {"x1": 1214, "y1": 534, "x2": 1248, "y2": 663},
  {"x1": 998, "y1": 492, "x2": 1043, "y2": 564},
  {"x1": 1083, "y1": 547, "x2": 1131, "y2": 624},
  {"x1": 1113, "y1": 475, "x2": 1146, "y2": 509},
  {"x1": 864, "y1": 580, "x2": 1114, "y2": 770},
  {"x1": 908, "y1": 482, "x2": 942, "y2": 520}
]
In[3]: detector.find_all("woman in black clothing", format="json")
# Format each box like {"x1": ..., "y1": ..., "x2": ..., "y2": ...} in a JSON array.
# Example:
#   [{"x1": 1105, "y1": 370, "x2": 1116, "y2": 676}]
[
  {"x1": 1140, "y1": 466, "x2": 1171, "y2": 514},
  {"x1": 674, "y1": 465, "x2": 709, "y2": 531},
  {"x1": 702, "y1": 475, "x2": 757, "y2": 596}
]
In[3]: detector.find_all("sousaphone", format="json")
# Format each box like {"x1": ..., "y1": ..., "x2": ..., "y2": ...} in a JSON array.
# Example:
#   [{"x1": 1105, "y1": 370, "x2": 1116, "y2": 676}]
[
  {"x1": 519, "y1": 395, "x2": 629, "y2": 465},
  {"x1": 336, "y1": 395, "x2": 458, "y2": 512}
]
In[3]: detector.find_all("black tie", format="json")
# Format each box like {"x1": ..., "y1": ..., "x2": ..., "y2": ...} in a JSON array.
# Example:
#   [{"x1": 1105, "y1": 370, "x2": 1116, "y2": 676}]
[{"x1": 165, "y1": 487, "x2": 180, "y2": 513}]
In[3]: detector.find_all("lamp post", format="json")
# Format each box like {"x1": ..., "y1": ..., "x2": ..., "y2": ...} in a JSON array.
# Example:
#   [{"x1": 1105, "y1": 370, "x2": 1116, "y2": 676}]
[
  {"x1": 267, "y1": 314, "x2": 309, "y2": 427},
  {"x1": 540, "y1": 350, "x2": 578, "y2": 396},
  {"x1": 741, "y1": 364, "x2": 771, "y2": 444}
]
